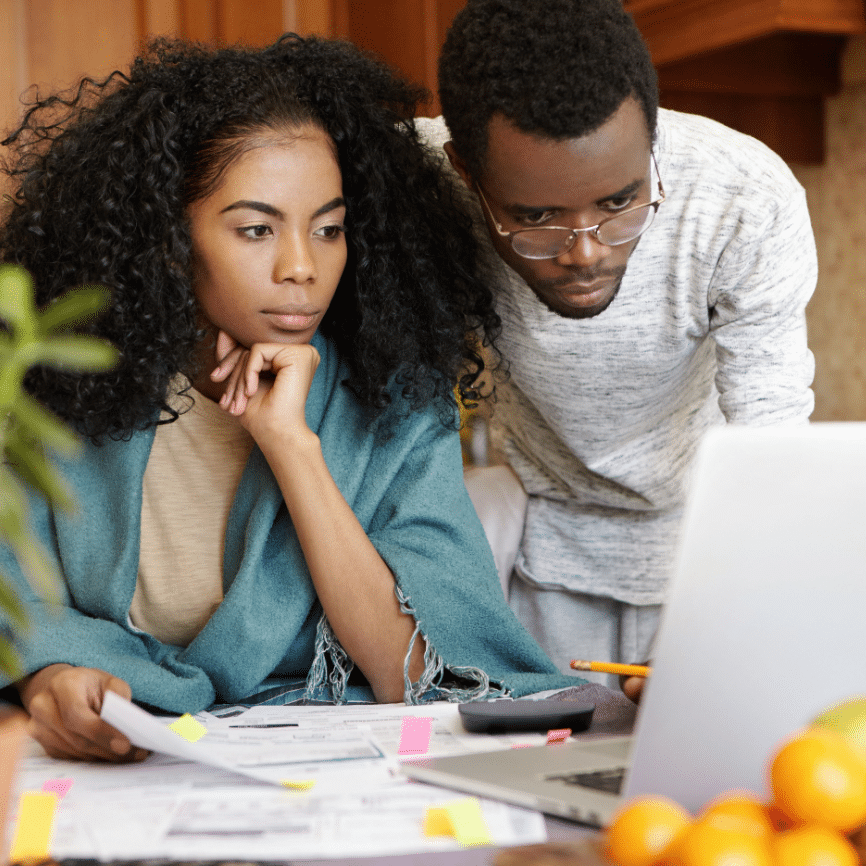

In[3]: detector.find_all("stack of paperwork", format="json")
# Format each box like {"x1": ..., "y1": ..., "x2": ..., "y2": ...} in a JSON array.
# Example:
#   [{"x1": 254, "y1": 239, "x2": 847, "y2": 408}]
[{"x1": 7, "y1": 694, "x2": 558, "y2": 860}]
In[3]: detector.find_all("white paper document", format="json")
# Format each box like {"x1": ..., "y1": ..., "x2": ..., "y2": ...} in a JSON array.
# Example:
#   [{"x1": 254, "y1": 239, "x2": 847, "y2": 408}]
[
  {"x1": 100, "y1": 691, "x2": 385, "y2": 787},
  {"x1": 11, "y1": 699, "x2": 555, "y2": 859}
]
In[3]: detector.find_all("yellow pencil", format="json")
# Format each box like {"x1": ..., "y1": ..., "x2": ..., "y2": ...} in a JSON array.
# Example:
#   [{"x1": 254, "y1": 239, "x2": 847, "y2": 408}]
[{"x1": 570, "y1": 660, "x2": 652, "y2": 677}]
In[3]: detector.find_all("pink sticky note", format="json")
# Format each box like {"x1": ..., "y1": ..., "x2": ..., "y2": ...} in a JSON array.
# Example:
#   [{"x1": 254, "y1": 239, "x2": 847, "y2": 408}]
[
  {"x1": 41, "y1": 778, "x2": 73, "y2": 799},
  {"x1": 546, "y1": 728, "x2": 571, "y2": 744},
  {"x1": 398, "y1": 716, "x2": 432, "y2": 755}
]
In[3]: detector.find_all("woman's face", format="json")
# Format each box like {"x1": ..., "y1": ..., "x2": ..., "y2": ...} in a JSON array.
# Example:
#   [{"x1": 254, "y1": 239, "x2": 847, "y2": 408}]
[{"x1": 188, "y1": 127, "x2": 347, "y2": 349}]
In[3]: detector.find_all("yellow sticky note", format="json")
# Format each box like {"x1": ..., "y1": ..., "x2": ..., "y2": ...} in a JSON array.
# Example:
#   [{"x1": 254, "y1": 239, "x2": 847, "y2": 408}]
[
  {"x1": 422, "y1": 806, "x2": 453, "y2": 837},
  {"x1": 8, "y1": 791, "x2": 58, "y2": 863},
  {"x1": 169, "y1": 713, "x2": 207, "y2": 742},
  {"x1": 443, "y1": 797, "x2": 492, "y2": 847},
  {"x1": 280, "y1": 779, "x2": 316, "y2": 790}
]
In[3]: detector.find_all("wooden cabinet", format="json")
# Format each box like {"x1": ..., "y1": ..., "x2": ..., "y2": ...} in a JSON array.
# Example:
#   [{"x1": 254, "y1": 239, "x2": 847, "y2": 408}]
[
  {"x1": 624, "y1": 0, "x2": 866, "y2": 63},
  {"x1": 1, "y1": 0, "x2": 139, "y2": 136},
  {"x1": 2, "y1": 1, "x2": 864, "y2": 160},
  {"x1": 624, "y1": 0, "x2": 866, "y2": 163},
  {"x1": 337, "y1": 0, "x2": 465, "y2": 115}
]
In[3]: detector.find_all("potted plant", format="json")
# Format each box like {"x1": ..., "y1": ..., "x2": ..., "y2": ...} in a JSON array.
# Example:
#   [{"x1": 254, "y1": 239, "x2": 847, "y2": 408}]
[{"x1": 0, "y1": 263, "x2": 116, "y2": 855}]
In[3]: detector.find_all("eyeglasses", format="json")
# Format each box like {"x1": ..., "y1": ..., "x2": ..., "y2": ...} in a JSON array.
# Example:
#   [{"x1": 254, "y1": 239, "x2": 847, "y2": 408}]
[{"x1": 475, "y1": 154, "x2": 665, "y2": 260}]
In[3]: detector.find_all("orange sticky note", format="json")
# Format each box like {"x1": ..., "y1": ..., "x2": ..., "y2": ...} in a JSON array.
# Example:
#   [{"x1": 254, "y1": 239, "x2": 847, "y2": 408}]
[
  {"x1": 422, "y1": 806, "x2": 453, "y2": 837},
  {"x1": 443, "y1": 797, "x2": 491, "y2": 847},
  {"x1": 546, "y1": 727, "x2": 571, "y2": 744},
  {"x1": 8, "y1": 791, "x2": 58, "y2": 863},
  {"x1": 280, "y1": 779, "x2": 316, "y2": 790},
  {"x1": 169, "y1": 713, "x2": 207, "y2": 742}
]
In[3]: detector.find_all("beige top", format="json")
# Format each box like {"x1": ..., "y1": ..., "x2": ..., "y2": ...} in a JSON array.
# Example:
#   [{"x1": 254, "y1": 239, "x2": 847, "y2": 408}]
[{"x1": 129, "y1": 385, "x2": 254, "y2": 647}]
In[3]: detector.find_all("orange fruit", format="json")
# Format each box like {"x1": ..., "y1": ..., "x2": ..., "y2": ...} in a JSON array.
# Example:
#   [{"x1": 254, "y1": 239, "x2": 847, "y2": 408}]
[
  {"x1": 671, "y1": 821, "x2": 773, "y2": 866},
  {"x1": 698, "y1": 791, "x2": 774, "y2": 838},
  {"x1": 773, "y1": 825, "x2": 859, "y2": 866},
  {"x1": 770, "y1": 728, "x2": 866, "y2": 832},
  {"x1": 766, "y1": 800, "x2": 802, "y2": 832},
  {"x1": 604, "y1": 796, "x2": 691, "y2": 866},
  {"x1": 849, "y1": 823, "x2": 866, "y2": 863}
]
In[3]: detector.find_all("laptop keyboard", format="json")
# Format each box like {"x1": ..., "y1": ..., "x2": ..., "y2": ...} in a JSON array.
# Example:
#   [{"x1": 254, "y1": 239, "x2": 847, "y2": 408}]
[{"x1": 544, "y1": 766, "x2": 627, "y2": 795}]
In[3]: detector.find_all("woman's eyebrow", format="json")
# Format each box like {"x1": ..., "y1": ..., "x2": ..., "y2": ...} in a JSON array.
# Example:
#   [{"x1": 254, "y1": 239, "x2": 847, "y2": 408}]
[
  {"x1": 220, "y1": 200, "x2": 283, "y2": 217},
  {"x1": 220, "y1": 197, "x2": 345, "y2": 219},
  {"x1": 313, "y1": 197, "x2": 346, "y2": 218}
]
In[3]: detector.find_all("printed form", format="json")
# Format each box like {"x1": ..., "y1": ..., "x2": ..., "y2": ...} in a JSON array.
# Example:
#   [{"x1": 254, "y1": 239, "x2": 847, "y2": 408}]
[{"x1": 8, "y1": 697, "x2": 558, "y2": 860}]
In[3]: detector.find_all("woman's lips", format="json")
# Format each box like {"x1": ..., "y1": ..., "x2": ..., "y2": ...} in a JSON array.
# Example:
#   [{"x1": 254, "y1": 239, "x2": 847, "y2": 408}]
[{"x1": 264, "y1": 311, "x2": 319, "y2": 330}]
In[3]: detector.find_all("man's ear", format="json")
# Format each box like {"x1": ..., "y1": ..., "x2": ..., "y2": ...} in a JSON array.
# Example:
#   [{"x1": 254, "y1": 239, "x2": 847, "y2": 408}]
[{"x1": 443, "y1": 141, "x2": 474, "y2": 190}]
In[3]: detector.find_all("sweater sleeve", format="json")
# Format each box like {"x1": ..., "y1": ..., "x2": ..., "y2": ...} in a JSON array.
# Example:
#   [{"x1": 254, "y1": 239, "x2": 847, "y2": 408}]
[{"x1": 708, "y1": 183, "x2": 816, "y2": 425}]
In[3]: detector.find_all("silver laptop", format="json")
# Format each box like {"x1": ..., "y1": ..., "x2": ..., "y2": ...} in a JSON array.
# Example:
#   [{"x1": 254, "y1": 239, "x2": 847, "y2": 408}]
[{"x1": 402, "y1": 423, "x2": 866, "y2": 825}]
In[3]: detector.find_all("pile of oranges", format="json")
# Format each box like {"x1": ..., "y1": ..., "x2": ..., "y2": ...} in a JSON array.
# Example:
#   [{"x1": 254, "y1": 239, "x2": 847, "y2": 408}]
[{"x1": 603, "y1": 726, "x2": 866, "y2": 866}]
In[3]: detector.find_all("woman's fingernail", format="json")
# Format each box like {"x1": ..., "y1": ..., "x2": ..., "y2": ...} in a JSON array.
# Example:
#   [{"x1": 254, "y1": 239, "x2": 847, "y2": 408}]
[{"x1": 110, "y1": 737, "x2": 128, "y2": 754}]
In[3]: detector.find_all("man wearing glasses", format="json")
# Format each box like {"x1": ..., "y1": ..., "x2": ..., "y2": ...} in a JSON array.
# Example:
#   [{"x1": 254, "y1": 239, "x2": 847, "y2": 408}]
[{"x1": 417, "y1": 0, "x2": 816, "y2": 692}]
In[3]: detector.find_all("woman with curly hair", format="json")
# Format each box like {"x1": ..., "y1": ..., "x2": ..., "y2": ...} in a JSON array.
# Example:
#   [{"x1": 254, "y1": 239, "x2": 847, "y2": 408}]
[{"x1": 0, "y1": 34, "x2": 578, "y2": 762}]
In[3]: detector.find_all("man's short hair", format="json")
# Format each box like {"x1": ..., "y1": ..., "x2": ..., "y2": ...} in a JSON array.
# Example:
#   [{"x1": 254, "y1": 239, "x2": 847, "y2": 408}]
[{"x1": 438, "y1": 0, "x2": 659, "y2": 178}]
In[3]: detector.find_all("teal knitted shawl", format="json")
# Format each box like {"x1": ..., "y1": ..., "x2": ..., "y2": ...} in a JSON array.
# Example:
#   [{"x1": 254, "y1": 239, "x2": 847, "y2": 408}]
[{"x1": 0, "y1": 334, "x2": 581, "y2": 711}]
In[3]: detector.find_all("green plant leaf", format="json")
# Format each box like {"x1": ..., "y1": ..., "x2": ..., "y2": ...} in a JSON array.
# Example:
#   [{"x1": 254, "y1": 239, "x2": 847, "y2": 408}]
[
  {"x1": 35, "y1": 335, "x2": 118, "y2": 371},
  {"x1": 38, "y1": 285, "x2": 112, "y2": 333},
  {"x1": 0, "y1": 469, "x2": 62, "y2": 607},
  {"x1": 12, "y1": 393, "x2": 81, "y2": 456},
  {"x1": 0, "y1": 570, "x2": 28, "y2": 631},
  {"x1": 13, "y1": 541, "x2": 61, "y2": 604},
  {"x1": 0, "y1": 355, "x2": 28, "y2": 412},
  {"x1": 0, "y1": 265, "x2": 35, "y2": 329},
  {"x1": 3, "y1": 435, "x2": 75, "y2": 511},
  {"x1": 0, "y1": 267, "x2": 119, "y2": 673},
  {"x1": 0, "y1": 465, "x2": 29, "y2": 539},
  {"x1": 0, "y1": 635, "x2": 22, "y2": 680}
]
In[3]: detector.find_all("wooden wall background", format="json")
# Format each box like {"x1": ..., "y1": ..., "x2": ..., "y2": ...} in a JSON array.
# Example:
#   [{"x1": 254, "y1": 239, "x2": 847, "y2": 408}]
[
  {"x1": 1, "y1": 0, "x2": 863, "y2": 420},
  {"x1": 791, "y1": 35, "x2": 865, "y2": 422}
]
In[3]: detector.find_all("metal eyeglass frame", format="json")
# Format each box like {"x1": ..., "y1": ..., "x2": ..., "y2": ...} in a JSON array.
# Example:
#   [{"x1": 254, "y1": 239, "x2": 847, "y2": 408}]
[{"x1": 474, "y1": 153, "x2": 665, "y2": 260}]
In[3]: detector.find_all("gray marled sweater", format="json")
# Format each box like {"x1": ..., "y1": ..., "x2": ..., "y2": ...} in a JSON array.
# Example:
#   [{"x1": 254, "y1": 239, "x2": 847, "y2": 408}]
[{"x1": 417, "y1": 109, "x2": 816, "y2": 605}]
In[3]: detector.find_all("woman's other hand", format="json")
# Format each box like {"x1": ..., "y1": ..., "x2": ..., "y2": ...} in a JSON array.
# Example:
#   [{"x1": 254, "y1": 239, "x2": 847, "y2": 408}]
[{"x1": 16, "y1": 663, "x2": 149, "y2": 762}]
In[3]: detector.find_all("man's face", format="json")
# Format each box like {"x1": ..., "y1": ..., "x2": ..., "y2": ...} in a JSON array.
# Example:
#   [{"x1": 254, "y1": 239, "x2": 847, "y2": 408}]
[{"x1": 445, "y1": 97, "x2": 654, "y2": 319}]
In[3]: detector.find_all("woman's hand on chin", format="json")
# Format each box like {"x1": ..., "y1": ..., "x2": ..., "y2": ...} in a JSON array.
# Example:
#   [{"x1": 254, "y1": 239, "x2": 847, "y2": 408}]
[
  {"x1": 209, "y1": 330, "x2": 248, "y2": 382},
  {"x1": 210, "y1": 329, "x2": 320, "y2": 445}
]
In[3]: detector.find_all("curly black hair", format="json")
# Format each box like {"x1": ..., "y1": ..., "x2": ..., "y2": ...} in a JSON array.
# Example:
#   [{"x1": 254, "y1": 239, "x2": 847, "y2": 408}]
[
  {"x1": 1, "y1": 35, "x2": 499, "y2": 441},
  {"x1": 438, "y1": 0, "x2": 659, "y2": 179}
]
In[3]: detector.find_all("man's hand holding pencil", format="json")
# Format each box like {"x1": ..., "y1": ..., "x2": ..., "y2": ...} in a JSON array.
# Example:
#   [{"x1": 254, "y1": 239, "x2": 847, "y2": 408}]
[{"x1": 570, "y1": 659, "x2": 652, "y2": 704}]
